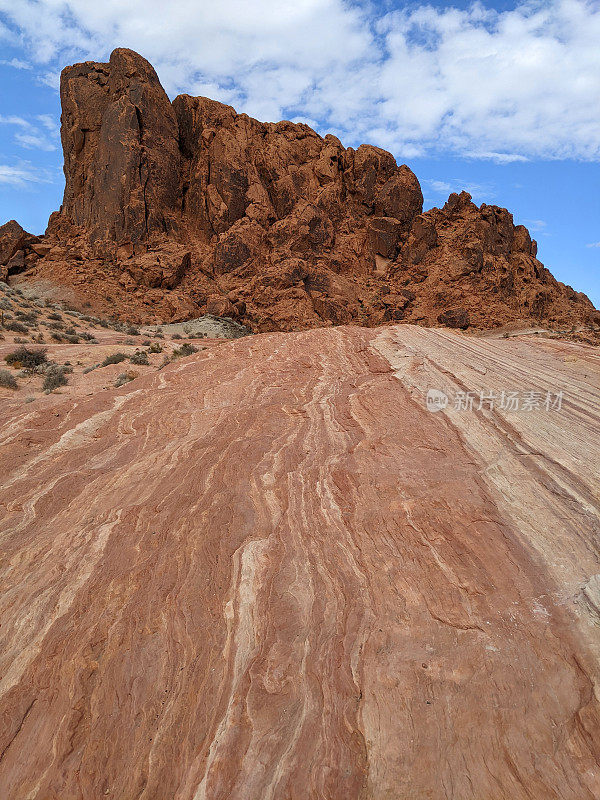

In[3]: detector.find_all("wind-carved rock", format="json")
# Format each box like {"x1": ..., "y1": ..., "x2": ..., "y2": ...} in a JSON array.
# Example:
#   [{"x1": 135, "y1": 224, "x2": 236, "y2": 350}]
[
  {"x1": 8, "y1": 48, "x2": 597, "y2": 332},
  {"x1": 59, "y1": 49, "x2": 181, "y2": 246}
]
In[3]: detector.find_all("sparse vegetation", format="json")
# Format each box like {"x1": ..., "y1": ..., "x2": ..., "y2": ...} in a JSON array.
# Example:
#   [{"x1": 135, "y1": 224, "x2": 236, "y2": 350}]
[
  {"x1": 114, "y1": 370, "x2": 138, "y2": 387},
  {"x1": 43, "y1": 364, "x2": 69, "y2": 393},
  {"x1": 172, "y1": 342, "x2": 198, "y2": 358},
  {"x1": 5, "y1": 321, "x2": 28, "y2": 333},
  {"x1": 5, "y1": 346, "x2": 48, "y2": 372},
  {"x1": 130, "y1": 350, "x2": 150, "y2": 365},
  {"x1": 148, "y1": 342, "x2": 163, "y2": 353},
  {"x1": 0, "y1": 369, "x2": 18, "y2": 389},
  {"x1": 101, "y1": 352, "x2": 128, "y2": 367}
]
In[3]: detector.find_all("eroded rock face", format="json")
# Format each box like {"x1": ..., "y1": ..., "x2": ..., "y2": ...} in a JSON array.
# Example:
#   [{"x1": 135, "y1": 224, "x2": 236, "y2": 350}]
[
  {"x1": 59, "y1": 48, "x2": 181, "y2": 247},
  {"x1": 13, "y1": 48, "x2": 598, "y2": 332},
  {"x1": 0, "y1": 220, "x2": 41, "y2": 281}
]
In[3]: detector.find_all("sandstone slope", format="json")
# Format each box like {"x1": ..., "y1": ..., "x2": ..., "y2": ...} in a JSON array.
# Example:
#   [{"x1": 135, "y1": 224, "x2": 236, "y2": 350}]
[
  {"x1": 2, "y1": 48, "x2": 596, "y2": 334},
  {"x1": 1, "y1": 325, "x2": 599, "y2": 799}
]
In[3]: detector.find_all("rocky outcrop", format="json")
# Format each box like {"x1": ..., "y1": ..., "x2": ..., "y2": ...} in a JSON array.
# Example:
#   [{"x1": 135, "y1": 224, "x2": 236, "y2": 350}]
[
  {"x1": 0, "y1": 220, "x2": 43, "y2": 282},
  {"x1": 1, "y1": 324, "x2": 599, "y2": 798},
  {"x1": 59, "y1": 48, "x2": 181, "y2": 246},
  {"x1": 8, "y1": 48, "x2": 598, "y2": 332}
]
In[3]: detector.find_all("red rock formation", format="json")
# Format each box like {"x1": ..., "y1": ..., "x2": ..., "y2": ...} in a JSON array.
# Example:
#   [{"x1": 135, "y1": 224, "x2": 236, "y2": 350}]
[
  {"x1": 0, "y1": 220, "x2": 43, "y2": 282},
  {"x1": 8, "y1": 48, "x2": 599, "y2": 333},
  {"x1": 1, "y1": 324, "x2": 599, "y2": 798}
]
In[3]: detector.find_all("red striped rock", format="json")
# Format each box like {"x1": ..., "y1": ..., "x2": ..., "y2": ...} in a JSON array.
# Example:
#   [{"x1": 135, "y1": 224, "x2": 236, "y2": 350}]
[{"x1": 1, "y1": 325, "x2": 599, "y2": 798}]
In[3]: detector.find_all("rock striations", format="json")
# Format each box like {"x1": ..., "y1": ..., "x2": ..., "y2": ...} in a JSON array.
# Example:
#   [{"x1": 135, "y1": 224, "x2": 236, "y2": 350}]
[
  {"x1": 3, "y1": 48, "x2": 597, "y2": 332},
  {"x1": 0, "y1": 324, "x2": 600, "y2": 798}
]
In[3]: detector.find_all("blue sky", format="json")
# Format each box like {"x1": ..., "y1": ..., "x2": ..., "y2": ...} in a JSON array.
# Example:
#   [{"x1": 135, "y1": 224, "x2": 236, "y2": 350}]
[{"x1": 0, "y1": 0, "x2": 598, "y2": 306}]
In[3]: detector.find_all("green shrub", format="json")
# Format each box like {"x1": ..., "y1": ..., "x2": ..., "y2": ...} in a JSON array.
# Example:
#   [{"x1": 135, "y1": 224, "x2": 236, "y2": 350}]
[
  {"x1": 5, "y1": 321, "x2": 28, "y2": 333},
  {"x1": 172, "y1": 342, "x2": 198, "y2": 358},
  {"x1": 5, "y1": 346, "x2": 48, "y2": 371},
  {"x1": 101, "y1": 352, "x2": 128, "y2": 367},
  {"x1": 43, "y1": 365, "x2": 68, "y2": 392},
  {"x1": 114, "y1": 370, "x2": 137, "y2": 387},
  {"x1": 15, "y1": 311, "x2": 38, "y2": 323},
  {"x1": 0, "y1": 369, "x2": 17, "y2": 389},
  {"x1": 130, "y1": 350, "x2": 149, "y2": 366}
]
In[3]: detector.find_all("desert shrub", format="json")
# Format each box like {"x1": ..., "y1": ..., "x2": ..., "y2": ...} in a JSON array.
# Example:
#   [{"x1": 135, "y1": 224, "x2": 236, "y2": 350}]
[
  {"x1": 98, "y1": 319, "x2": 110, "y2": 328},
  {"x1": 148, "y1": 342, "x2": 163, "y2": 353},
  {"x1": 43, "y1": 365, "x2": 68, "y2": 392},
  {"x1": 130, "y1": 350, "x2": 149, "y2": 366},
  {"x1": 153, "y1": 331, "x2": 164, "y2": 339},
  {"x1": 83, "y1": 364, "x2": 99, "y2": 374},
  {"x1": 64, "y1": 326, "x2": 77, "y2": 335},
  {"x1": 48, "y1": 312, "x2": 62, "y2": 320},
  {"x1": 13, "y1": 337, "x2": 28, "y2": 344},
  {"x1": 5, "y1": 321, "x2": 28, "y2": 333},
  {"x1": 47, "y1": 321, "x2": 64, "y2": 330},
  {"x1": 126, "y1": 326, "x2": 140, "y2": 336},
  {"x1": 64, "y1": 334, "x2": 80, "y2": 343},
  {"x1": 141, "y1": 339, "x2": 151, "y2": 347},
  {"x1": 80, "y1": 331, "x2": 95, "y2": 341},
  {"x1": 101, "y1": 352, "x2": 127, "y2": 367},
  {"x1": 171, "y1": 333, "x2": 183, "y2": 340},
  {"x1": 114, "y1": 370, "x2": 137, "y2": 387},
  {"x1": 15, "y1": 311, "x2": 38, "y2": 323},
  {"x1": 172, "y1": 342, "x2": 198, "y2": 358},
  {"x1": 5, "y1": 346, "x2": 48, "y2": 371},
  {"x1": 0, "y1": 369, "x2": 17, "y2": 389}
]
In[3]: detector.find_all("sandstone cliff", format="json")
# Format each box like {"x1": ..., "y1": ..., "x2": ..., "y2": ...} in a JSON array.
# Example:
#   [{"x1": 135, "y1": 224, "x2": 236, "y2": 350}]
[{"x1": 2, "y1": 48, "x2": 597, "y2": 333}]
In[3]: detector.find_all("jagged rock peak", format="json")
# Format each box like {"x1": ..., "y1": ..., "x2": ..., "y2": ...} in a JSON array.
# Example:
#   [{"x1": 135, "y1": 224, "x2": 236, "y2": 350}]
[{"x1": 3, "y1": 47, "x2": 595, "y2": 334}]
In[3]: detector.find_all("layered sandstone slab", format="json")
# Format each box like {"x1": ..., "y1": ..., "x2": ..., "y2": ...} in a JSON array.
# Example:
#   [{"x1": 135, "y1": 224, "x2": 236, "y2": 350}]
[
  {"x1": 14, "y1": 48, "x2": 596, "y2": 332},
  {"x1": 1, "y1": 326, "x2": 599, "y2": 799}
]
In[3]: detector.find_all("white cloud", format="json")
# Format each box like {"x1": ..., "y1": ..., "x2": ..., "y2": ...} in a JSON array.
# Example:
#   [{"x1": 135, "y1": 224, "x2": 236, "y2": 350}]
[
  {"x1": 0, "y1": 114, "x2": 58, "y2": 151},
  {"x1": 0, "y1": 161, "x2": 53, "y2": 186},
  {"x1": 525, "y1": 219, "x2": 547, "y2": 232},
  {"x1": 424, "y1": 178, "x2": 494, "y2": 203},
  {"x1": 586, "y1": 242, "x2": 600, "y2": 248},
  {"x1": 0, "y1": 0, "x2": 599, "y2": 161},
  {"x1": 0, "y1": 57, "x2": 32, "y2": 69}
]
